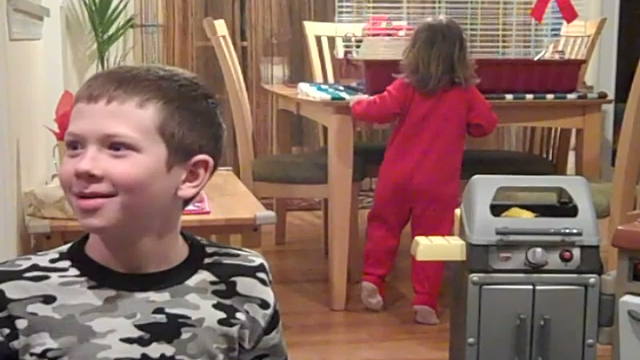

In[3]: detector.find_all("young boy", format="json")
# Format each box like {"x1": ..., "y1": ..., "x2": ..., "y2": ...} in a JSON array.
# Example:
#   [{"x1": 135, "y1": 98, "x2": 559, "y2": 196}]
[{"x1": 0, "y1": 66, "x2": 287, "y2": 359}]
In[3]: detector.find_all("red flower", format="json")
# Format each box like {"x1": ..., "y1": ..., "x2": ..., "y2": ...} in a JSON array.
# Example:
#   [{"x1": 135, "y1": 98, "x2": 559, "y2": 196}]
[{"x1": 47, "y1": 91, "x2": 74, "y2": 141}]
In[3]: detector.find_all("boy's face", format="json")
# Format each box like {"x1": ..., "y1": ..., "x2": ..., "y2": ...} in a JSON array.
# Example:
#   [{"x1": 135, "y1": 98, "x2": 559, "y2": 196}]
[{"x1": 60, "y1": 101, "x2": 187, "y2": 234}]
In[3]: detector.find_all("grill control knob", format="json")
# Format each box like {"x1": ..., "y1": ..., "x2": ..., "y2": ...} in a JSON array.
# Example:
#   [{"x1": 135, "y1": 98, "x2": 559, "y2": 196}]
[
  {"x1": 559, "y1": 249, "x2": 574, "y2": 263},
  {"x1": 526, "y1": 247, "x2": 548, "y2": 268}
]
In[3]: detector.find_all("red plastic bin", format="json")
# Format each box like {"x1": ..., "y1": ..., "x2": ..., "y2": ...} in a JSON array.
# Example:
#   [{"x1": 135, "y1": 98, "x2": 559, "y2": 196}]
[
  {"x1": 362, "y1": 58, "x2": 585, "y2": 95},
  {"x1": 474, "y1": 58, "x2": 585, "y2": 93},
  {"x1": 363, "y1": 60, "x2": 401, "y2": 95}
]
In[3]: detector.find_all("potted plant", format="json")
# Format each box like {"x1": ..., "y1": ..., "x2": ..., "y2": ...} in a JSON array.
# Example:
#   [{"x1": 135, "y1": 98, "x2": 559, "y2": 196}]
[{"x1": 81, "y1": 0, "x2": 135, "y2": 71}]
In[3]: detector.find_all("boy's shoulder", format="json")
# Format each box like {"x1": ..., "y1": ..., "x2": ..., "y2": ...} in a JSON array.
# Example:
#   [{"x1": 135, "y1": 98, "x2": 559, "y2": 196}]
[
  {"x1": 0, "y1": 245, "x2": 73, "y2": 284},
  {"x1": 0, "y1": 235, "x2": 275, "y2": 292},
  {"x1": 194, "y1": 235, "x2": 273, "y2": 275}
]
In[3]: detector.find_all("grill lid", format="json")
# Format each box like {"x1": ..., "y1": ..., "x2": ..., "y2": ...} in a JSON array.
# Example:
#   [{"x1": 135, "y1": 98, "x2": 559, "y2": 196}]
[{"x1": 461, "y1": 175, "x2": 599, "y2": 246}]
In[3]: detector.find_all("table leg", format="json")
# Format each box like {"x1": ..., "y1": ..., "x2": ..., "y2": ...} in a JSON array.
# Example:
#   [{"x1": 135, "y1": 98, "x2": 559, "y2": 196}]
[
  {"x1": 36, "y1": 232, "x2": 64, "y2": 251},
  {"x1": 576, "y1": 106, "x2": 603, "y2": 180},
  {"x1": 327, "y1": 115, "x2": 353, "y2": 311},
  {"x1": 241, "y1": 229, "x2": 261, "y2": 249},
  {"x1": 348, "y1": 183, "x2": 363, "y2": 284},
  {"x1": 32, "y1": 234, "x2": 45, "y2": 252},
  {"x1": 216, "y1": 234, "x2": 232, "y2": 245}
]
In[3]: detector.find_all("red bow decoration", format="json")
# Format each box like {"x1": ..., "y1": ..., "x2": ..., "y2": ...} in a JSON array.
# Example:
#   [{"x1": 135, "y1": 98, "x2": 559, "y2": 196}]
[
  {"x1": 46, "y1": 90, "x2": 74, "y2": 141},
  {"x1": 531, "y1": 0, "x2": 578, "y2": 24}
]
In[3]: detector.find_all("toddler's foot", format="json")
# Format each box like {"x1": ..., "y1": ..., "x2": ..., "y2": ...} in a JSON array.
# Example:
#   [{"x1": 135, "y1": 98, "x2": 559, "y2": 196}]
[
  {"x1": 413, "y1": 305, "x2": 440, "y2": 325},
  {"x1": 360, "y1": 281, "x2": 384, "y2": 311}
]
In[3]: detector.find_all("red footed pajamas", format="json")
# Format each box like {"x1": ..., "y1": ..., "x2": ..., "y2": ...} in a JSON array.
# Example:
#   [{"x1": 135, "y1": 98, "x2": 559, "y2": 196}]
[{"x1": 351, "y1": 79, "x2": 498, "y2": 308}]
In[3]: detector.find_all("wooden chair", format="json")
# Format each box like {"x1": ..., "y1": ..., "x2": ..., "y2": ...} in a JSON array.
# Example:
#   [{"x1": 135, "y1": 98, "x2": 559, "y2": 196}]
[
  {"x1": 464, "y1": 18, "x2": 607, "y2": 180},
  {"x1": 591, "y1": 58, "x2": 640, "y2": 270},
  {"x1": 462, "y1": 126, "x2": 572, "y2": 179},
  {"x1": 302, "y1": 21, "x2": 366, "y2": 84},
  {"x1": 302, "y1": 21, "x2": 391, "y2": 248},
  {"x1": 542, "y1": 17, "x2": 607, "y2": 91},
  {"x1": 203, "y1": 17, "x2": 364, "y2": 288},
  {"x1": 302, "y1": 21, "x2": 389, "y2": 172}
]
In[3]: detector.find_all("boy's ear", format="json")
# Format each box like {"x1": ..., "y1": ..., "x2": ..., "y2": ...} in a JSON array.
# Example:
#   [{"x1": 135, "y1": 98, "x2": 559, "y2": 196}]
[{"x1": 176, "y1": 154, "x2": 215, "y2": 201}]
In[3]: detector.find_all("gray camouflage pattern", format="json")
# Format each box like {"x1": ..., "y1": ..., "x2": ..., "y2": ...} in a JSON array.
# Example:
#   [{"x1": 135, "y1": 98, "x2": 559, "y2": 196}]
[{"x1": 0, "y1": 235, "x2": 287, "y2": 359}]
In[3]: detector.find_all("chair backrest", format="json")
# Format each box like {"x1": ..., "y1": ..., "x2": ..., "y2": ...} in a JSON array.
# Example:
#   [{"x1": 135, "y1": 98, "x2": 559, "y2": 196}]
[
  {"x1": 302, "y1": 21, "x2": 365, "y2": 83},
  {"x1": 303, "y1": 21, "x2": 394, "y2": 147},
  {"x1": 544, "y1": 17, "x2": 606, "y2": 59},
  {"x1": 496, "y1": 17, "x2": 608, "y2": 172},
  {"x1": 203, "y1": 18, "x2": 255, "y2": 190},
  {"x1": 475, "y1": 124, "x2": 572, "y2": 174},
  {"x1": 522, "y1": 127, "x2": 572, "y2": 174},
  {"x1": 543, "y1": 17, "x2": 607, "y2": 89},
  {"x1": 609, "y1": 59, "x2": 640, "y2": 235}
]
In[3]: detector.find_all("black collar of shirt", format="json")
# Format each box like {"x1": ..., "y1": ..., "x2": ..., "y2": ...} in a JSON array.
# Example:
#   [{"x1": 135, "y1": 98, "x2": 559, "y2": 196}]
[{"x1": 67, "y1": 232, "x2": 205, "y2": 292}]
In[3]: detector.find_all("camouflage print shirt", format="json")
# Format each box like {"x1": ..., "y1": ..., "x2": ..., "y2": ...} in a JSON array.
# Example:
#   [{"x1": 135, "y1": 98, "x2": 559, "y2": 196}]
[{"x1": 0, "y1": 232, "x2": 287, "y2": 360}]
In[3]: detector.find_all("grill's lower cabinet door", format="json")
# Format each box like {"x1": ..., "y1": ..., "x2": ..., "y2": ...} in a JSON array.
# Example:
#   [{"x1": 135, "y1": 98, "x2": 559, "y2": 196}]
[
  {"x1": 479, "y1": 285, "x2": 533, "y2": 360},
  {"x1": 531, "y1": 286, "x2": 585, "y2": 360},
  {"x1": 619, "y1": 295, "x2": 640, "y2": 358}
]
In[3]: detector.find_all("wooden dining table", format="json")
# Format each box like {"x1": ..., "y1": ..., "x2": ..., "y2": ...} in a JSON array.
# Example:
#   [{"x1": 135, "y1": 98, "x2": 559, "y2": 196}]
[
  {"x1": 264, "y1": 83, "x2": 612, "y2": 311},
  {"x1": 25, "y1": 168, "x2": 276, "y2": 252}
]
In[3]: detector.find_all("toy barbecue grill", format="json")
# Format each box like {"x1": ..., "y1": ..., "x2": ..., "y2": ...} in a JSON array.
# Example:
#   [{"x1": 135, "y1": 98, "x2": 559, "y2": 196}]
[{"x1": 450, "y1": 175, "x2": 602, "y2": 360}]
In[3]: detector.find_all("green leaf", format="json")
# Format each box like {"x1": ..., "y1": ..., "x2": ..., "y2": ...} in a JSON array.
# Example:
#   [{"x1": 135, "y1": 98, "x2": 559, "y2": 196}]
[
  {"x1": 104, "y1": 0, "x2": 129, "y2": 28},
  {"x1": 81, "y1": 0, "x2": 135, "y2": 70}
]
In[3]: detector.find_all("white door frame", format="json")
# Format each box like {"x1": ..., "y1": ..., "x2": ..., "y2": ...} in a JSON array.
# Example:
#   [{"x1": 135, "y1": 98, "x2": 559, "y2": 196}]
[
  {"x1": 0, "y1": 1, "x2": 18, "y2": 260},
  {"x1": 596, "y1": 0, "x2": 621, "y2": 179}
]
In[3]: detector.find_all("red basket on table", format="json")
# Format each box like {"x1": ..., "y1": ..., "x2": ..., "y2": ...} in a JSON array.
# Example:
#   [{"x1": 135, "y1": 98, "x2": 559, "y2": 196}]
[
  {"x1": 474, "y1": 58, "x2": 585, "y2": 93},
  {"x1": 361, "y1": 58, "x2": 585, "y2": 95}
]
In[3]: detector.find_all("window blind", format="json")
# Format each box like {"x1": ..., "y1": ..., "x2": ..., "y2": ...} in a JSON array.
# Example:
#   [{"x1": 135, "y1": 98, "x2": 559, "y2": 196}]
[{"x1": 335, "y1": 0, "x2": 587, "y2": 58}]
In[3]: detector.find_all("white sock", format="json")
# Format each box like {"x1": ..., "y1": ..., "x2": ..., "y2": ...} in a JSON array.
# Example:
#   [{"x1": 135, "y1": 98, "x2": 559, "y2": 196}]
[
  {"x1": 413, "y1": 305, "x2": 440, "y2": 325},
  {"x1": 360, "y1": 281, "x2": 384, "y2": 311}
]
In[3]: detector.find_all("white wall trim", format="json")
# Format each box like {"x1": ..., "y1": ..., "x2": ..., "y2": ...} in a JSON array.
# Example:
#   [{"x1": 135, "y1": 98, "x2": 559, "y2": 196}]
[
  {"x1": 595, "y1": 0, "x2": 620, "y2": 180},
  {"x1": 0, "y1": 0, "x2": 18, "y2": 260}
]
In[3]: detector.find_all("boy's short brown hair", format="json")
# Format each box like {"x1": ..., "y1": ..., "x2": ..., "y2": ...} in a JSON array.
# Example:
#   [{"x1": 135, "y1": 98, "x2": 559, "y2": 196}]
[
  {"x1": 74, "y1": 65, "x2": 224, "y2": 172},
  {"x1": 401, "y1": 17, "x2": 477, "y2": 94}
]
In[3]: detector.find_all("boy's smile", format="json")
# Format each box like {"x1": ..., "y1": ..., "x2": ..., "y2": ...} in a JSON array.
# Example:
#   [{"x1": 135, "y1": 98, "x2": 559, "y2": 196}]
[
  {"x1": 60, "y1": 101, "x2": 186, "y2": 235},
  {"x1": 72, "y1": 190, "x2": 117, "y2": 212}
]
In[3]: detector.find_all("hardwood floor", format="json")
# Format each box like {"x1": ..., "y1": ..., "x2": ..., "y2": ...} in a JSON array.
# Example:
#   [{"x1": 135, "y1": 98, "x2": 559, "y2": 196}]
[{"x1": 256, "y1": 209, "x2": 613, "y2": 359}]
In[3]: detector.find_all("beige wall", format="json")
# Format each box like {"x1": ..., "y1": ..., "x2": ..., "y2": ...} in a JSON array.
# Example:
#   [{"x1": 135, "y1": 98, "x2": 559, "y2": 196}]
[
  {"x1": 574, "y1": 1, "x2": 619, "y2": 180},
  {"x1": 583, "y1": 1, "x2": 603, "y2": 87},
  {"x1": 0, "y1": 0, "x2": 65, "y2": 260},
  {"x1": 9, "y1": 1, "x2": 65, "y2": 190},
  {"x1": 0, "y1": 0, "x2": 133, "y2": 260},
  {"x1": 593, "y1": 0, "x2": 620, "y2": 180}
]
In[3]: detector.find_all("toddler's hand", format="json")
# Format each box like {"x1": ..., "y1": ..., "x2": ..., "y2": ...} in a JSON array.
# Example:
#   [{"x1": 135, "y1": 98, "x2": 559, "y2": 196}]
[{"x1": 349, "y1": 94, "x2": 370, "y2": 107}]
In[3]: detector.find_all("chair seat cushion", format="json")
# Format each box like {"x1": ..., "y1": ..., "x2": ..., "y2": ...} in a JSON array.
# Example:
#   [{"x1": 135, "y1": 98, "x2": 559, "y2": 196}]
[
  {"x1": 589, "y1": 182, "x2": 640, "y2": 219},
  {"x1": 253, "y1": 150, "x2": 366, "y2": 184},
  {"x1": 589, "y1": 182, "x2": 614, "y2": 219},
  {"x1": 354, "y1": 142, "x2": 386, "y2": 165},
  {"x1": 462, "y1": 150, "x2": 557, "y2": 180}
]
